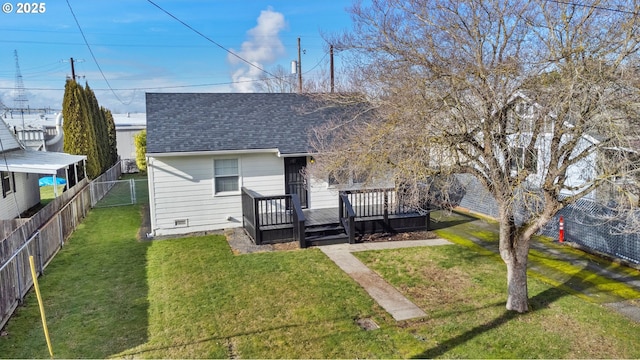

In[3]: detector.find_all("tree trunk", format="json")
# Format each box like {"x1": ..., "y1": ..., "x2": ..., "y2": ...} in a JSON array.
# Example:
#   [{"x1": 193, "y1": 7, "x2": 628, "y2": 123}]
[
  {"x1": 499, "y1": 214, "x2": 530, "y2": 313},
  {"x1": 504, "y1": 254, "x2": 529, "y2": 312}
]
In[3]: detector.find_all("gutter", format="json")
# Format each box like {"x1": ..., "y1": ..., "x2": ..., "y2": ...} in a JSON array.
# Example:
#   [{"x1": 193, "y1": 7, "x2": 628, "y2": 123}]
[{"x1": 147, "y1": 148, "x2": 281, "y2": 158}]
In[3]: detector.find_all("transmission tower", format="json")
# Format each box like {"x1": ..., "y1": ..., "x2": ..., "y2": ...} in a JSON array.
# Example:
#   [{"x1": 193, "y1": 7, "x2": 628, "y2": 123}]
[{"x1": 13, "y1": 50, "x2": 29, "y2": 111}]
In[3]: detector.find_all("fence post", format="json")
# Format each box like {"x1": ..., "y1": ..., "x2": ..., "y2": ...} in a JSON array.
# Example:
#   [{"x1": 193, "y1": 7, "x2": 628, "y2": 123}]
[
  {"x1": 15, "y1": 257, "x2": 23, "y2": 304},
  {"x1": 130, "y1": 178, "x2": 137, "y2": 204},
  {"x1": 90, "y1": 181, "x2": 96, "y2": 207},
  {"x1": 36, "y1": 231, "x2": 43, "y2": 275},
  {"x1": 58, "y1": 214, "x2": 64, "y2": 247}
]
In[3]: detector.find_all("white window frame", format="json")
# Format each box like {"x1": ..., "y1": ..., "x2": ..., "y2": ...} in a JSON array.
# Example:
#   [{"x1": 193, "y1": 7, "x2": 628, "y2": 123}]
[
  {"x1": 213, "y1": 158, "x2": 241, "y2": 196},
  {"x1": 509, "y1": 146, "x2": 537, "y2": 173}
]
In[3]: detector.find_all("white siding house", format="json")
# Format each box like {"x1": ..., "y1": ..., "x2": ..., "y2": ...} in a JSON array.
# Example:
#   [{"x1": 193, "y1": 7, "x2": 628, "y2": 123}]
[
  {"x1": 0, "y1": 119, "x2": 86, "y2": 220},
  {"x1": 112, "y1": 113, "x2": 147, "y2": 173},
  {"x1": 502, "y1": 93, "x2": 610, "y2": 201},
  {"x1": 145, "y1": 93, "x2": 353, "y2": 237}
]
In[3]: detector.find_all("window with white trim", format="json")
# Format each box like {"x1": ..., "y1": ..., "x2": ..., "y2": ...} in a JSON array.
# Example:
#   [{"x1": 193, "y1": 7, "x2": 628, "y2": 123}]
[
  {"x1": 509, "y1": 147, "x2": 537, "y2": 172},
  {"x1": 214, "y1": 159, "x2": 239, "y2": 194}
]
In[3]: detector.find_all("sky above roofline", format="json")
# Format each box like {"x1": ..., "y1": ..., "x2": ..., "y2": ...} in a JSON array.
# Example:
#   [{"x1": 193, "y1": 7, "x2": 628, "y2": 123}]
[{"x1": 0, "y1": 0, "x2": 355, "y2": 113}]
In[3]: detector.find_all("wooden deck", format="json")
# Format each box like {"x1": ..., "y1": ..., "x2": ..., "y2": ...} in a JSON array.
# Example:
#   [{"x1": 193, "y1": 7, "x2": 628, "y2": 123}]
[
  {"x1": 304, "y1": 207, "x2": 340, "y2": 226},
  {"x1": 243, "y1": 187, "x2": 430, "y2": 246}
]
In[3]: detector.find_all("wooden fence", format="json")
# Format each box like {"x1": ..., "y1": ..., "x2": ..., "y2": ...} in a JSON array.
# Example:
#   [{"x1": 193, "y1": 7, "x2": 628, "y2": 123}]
[{"x1": 0, "y1": 162, "x2": 122, "y2": 330}]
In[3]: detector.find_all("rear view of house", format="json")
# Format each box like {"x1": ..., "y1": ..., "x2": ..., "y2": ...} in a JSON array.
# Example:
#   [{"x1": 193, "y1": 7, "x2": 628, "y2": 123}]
[{"x1": 145, "y1": 93, "x2": 428, "y2": 243}]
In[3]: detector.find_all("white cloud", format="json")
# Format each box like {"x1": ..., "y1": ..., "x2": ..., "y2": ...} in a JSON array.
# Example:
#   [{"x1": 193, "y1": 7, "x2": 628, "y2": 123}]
[{"x1": 229, "y1": 8, "x2": 287, "y2": 92}]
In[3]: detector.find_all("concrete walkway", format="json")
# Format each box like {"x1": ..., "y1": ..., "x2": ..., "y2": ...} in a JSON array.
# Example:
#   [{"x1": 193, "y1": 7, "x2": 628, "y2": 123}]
[{"x1": 320, "y1": 239, "x2": 452, "y2": 321}]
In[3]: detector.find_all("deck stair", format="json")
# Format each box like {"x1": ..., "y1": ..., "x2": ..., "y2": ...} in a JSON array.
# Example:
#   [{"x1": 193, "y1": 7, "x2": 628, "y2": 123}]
[{"x1": 304, "y1": 222, "x2": 350, "y2": 247}]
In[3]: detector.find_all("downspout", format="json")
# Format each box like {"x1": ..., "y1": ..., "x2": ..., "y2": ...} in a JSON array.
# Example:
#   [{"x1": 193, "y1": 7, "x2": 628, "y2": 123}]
[{"x1": 44, "y1": 113, "x2": 63, "y2": 151}]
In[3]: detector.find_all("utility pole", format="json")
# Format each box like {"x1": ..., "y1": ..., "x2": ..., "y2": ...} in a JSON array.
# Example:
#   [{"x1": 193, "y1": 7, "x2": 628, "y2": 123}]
[
  {"x1": 297, "y1": 37, "x2": 302, "y2": 93},
  {"x1": 70, "y1": 57, "x2": 76, "y2": 81},
  {"x1": 64, "y1": 58, "x2": 84, "y2": 81},
  {"x1": 330, "y1": 45, "x2": 334, "y2": 93}
]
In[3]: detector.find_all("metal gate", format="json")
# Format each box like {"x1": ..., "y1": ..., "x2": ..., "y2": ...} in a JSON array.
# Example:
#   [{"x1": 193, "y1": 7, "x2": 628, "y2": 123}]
[{"x1": 90, "y1": 179, "x2": 148, "y2": 208}]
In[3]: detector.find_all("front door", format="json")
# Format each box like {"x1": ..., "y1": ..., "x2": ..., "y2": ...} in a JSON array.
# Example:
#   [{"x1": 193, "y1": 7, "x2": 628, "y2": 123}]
[{"x1": 284, "y1": 157, "x2": 309, "y2": 208}]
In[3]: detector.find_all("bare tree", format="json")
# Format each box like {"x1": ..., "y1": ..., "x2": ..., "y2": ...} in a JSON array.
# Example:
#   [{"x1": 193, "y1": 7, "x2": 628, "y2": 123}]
[
  {"x1": 256, "y1": 64, "x2": 297, "y2": 93},
  {"x1": 309, "y1": 0, "x2": 640, "y2": 312}
]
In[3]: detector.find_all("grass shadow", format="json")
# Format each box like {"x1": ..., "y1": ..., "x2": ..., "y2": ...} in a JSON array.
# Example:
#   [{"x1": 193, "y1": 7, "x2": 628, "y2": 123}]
[
  {"x1": 429, "y1": 211, "x2": 479, "y2": 231},
  {"x1": 411, "y1": 270, "x2": 597, "y2": 358}
]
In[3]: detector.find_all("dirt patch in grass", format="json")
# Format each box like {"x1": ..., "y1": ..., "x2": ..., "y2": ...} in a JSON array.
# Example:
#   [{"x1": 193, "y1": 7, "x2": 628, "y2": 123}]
[
  {"x1": 272, "y1": 241, "x2": 300, "y2": 251},
  {"x1": 138, "y1": 205, "x2": 151, "y2": 240},
  {"x1": 403, "y1": 263, "x2": 476, "y2": 308},
  {"x1": 359, "y1": 230, "x2": 439, "y2": 242}
]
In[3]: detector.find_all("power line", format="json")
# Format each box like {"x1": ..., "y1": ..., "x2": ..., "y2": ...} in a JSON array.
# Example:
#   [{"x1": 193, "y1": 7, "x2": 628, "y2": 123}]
[
  {"x1": 0, "y1": 59, "x2": 333, "y2": 92},
  {"x1": 304, "y1": 50, "x2": 330, "y2": 75},
  {"x1": 544, "y1": 0, "x2": 639, "y2": 16},
  {"x1": 146, "y1": 0, "x2": 279, "y2": 80},
  {"x1": 65, "y1": 0, "x2": 133, "y2": 106},
  {"x1": 0, "y1": 78, "x2": 280, "y2": 92}
]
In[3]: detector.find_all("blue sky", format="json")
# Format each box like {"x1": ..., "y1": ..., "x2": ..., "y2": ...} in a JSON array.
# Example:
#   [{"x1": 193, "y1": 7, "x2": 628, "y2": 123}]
[{"x1": 0, "y1": 0, "x2": 355, "y2": 113}]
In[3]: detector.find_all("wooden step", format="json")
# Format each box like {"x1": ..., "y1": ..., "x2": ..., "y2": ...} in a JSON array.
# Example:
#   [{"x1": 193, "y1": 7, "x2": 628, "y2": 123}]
[
  {"x1": 305, "y1": 224, "x2": 344, "y2": 235},
  {"x1": 306, "y1": 233, "x2": 350, "y2": 247}
]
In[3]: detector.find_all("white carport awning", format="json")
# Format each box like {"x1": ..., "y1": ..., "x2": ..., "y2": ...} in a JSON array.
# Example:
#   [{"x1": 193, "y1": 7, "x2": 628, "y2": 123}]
[{"x1": 0, "y1": 149, "x2": 86, "y2": 175}]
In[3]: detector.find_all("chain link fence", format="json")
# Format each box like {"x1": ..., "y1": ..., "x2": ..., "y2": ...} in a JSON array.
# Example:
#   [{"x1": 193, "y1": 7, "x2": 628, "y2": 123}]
[
  {"x1": 90, "y1": 178, "x2": 148, "y2": 208},
  {"x1": 455, "y1": 174, "x2": 640, "y2": 265}
]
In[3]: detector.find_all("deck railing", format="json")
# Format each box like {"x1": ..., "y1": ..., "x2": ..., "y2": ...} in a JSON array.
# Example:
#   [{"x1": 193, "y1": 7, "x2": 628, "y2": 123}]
[
  {"x1": 241, "y1": 188, "x2": 260, "y2": 242},
  {"x1": 290, "y1": 194, "x2": 306, "y2": 248},
  {"x1": 341, "y1": 188, "x2": 417, "y2": 219},
  {"x1": 241, "y1": 187, "x2": 305, "y2": 245},
  {"x1": 338, "y1": 193, "x2": 356, "y2": 244}
]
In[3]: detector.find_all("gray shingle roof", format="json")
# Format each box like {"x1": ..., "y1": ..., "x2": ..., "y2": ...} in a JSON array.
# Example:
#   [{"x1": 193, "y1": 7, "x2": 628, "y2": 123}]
[{"x1": 146, "y1": 93, "x2": 345, "y2": 155}]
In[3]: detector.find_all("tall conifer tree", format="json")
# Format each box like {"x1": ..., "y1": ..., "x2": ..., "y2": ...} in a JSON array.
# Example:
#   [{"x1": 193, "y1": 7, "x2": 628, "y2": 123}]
[
  {"x1": 62, "y1": 80, "x2": 101, "y2": 178},
  {"x1": 85, "y1": 84, "x2": 108, "y2": 172},
  {"x1": 103, "y1": 107, "x2": 118, "y2": 166}
]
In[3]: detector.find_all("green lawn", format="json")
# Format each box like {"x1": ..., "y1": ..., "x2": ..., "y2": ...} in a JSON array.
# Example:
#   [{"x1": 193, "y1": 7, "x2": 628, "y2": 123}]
[
  {"x1": 39, "y1": 185, "x2": 55, "y2": 206},
  {"x1": 0, "y1": 204, "x2": 639, "y2": 358}
]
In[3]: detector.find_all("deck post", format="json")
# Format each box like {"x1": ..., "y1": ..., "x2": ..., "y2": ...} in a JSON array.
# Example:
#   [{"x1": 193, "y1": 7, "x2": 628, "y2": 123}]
[
  {"x1": 383, "y1": 190, "x2": 389, "y2": 224},
  {"x1": 253, "y1": 196, "x2": 261, "y2": 245},
  {"x1": 290, "y1": 194, "x2": 306, "y2": 248},
  {"x1": 348, "y1": 215, "x2": 355, "y2": 244}
]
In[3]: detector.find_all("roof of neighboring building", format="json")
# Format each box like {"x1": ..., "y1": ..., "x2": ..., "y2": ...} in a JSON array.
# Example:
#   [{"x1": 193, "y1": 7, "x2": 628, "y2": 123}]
[
  {"x1": 0, "y1": 149, "x2": 86, "y2": 174},
  {"x1": 145, "y1": 93, "x2": 350, "y2": 155},
  {"x1": 0, "y1": 118, "x2": 86, "y2": 174},
  {"x1": 112, "y1": 112, "x2": 146, "y2": 127},
  {"x1": 1, "y1": 110, "x2": 147, "y2": 129}
]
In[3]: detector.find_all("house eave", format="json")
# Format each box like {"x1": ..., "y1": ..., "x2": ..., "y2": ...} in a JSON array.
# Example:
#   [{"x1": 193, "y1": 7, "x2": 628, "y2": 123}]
[
  {"x1": 147, "y1": 148, "x2": 281, "y2": 158},
  {"x1": 277, "y1": 152, "x2": 314, "y2": 157}
]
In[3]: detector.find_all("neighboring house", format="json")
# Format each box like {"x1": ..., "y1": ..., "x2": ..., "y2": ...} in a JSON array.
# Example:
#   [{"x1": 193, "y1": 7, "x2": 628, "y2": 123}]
[
  {"x1": 145, "y1": 93, "x2": 427, "y2": 241},
  {"x1": 112, "y1": 112, "x2": 146, "y2": 173},
  {"x1": 2, "y1": 109, "x2": 147, "y2": 174},
  {"x1": 0, "y1": 119, "x2": 86, "y2": 220},
  {"x1": 2, "y1": 110, "x2": 63, "y2": 152},
  {"x1": 502, "y1": 92, "x2": 625, "y2": 202}
]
